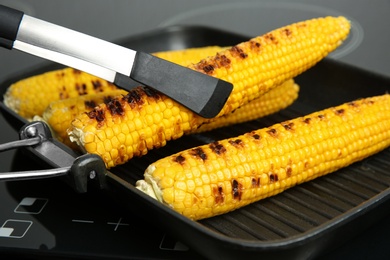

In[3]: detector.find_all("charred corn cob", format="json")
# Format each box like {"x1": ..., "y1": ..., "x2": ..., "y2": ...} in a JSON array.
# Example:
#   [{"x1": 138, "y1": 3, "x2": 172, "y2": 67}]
[
  {"x1": 193, "y1": 79, "x2": 299, "y2": 133},
  {"x1": 69, "y1": 16, "x2": 351, "y2": 168},
  {"x1": 136, "y1": 94, "x2": 390, "y2": 220},
  {"x1": 42, "y1": 89, "x2": 128, "y2": 147},
  {"x1": 3, "y1": 68, "x2": 118, "y2": 120},
  {"x1": 43, "y1": 79, "x2": 298, "y2": 147},
  {"x1": 187, "y1": 16, "x2": 351, "y2": 116}
]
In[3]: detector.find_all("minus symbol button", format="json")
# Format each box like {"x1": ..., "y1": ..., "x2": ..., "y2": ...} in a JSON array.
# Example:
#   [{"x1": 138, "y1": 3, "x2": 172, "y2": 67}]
[{"x1": 72, "y1": 219, "x2": 94, "y2": 224}]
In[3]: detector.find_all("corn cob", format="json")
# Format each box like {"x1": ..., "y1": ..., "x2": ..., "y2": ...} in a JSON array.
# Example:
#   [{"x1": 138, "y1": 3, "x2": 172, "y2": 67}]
[
  {"x1": 187, "y1": 16, "x2": 351, "y2": 116},
  {"x1": 136, "y1": 94, "x2": 390, "y2": 220},
  {"x1": 42, "y1": 89, "x2": 128, "y2": 147},
  {"x1": 43, "y1": 79, "x2": 298, "y2": 148},
  {"x1": 3, "y1": 68, "x2": 118, "y2": 120},
  {"x1": 69, "y1": 16, "x2": 350, "y2": 168}
]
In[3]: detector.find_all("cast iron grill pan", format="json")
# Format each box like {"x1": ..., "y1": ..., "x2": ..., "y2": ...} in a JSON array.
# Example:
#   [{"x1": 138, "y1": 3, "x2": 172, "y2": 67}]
[{"x1": 1, "y1": 26, "x2": 390, "y2": 259}]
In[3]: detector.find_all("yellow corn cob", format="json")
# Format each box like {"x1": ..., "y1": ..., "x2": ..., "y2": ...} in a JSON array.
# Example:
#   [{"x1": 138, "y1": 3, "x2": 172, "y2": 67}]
[
  {"x1": 3, "y1": 68, "x2": 118, "y2": 120},
  {"x1": 42, "y1": 89, "x2": 128, "y2": 147},
  {"x1": 43, "y1": 79, "x2": 298, "y2": 147},
  {"x1": 69, "y1": 16, "x2": 351, "y2": 168},
  {"x1": 193, "y1": 79, "x2": 299, "y2": 133},
  {"x1": 136, "y1": 94, "x2": 390, "y2": 220},
  {"x1": 187, "y1": 16, "x2": 351, "y2": 116}
]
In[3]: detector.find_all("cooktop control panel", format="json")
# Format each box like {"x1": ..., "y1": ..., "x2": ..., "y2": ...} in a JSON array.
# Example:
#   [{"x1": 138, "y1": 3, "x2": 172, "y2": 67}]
[{"x1": 0, "y1": 151, "x2": 202, "y2": 259}]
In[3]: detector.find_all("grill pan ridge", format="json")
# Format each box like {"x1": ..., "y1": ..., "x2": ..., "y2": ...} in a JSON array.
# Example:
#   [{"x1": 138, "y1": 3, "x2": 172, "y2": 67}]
[{"x1": 1, "y1": 26, "x2": 390, "y2": 259}]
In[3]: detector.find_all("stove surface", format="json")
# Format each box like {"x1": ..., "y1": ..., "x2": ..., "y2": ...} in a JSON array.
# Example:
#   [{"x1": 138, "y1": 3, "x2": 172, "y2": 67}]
[{"x1": 0, "y1": 0, "x2": 390, "y2": 259}]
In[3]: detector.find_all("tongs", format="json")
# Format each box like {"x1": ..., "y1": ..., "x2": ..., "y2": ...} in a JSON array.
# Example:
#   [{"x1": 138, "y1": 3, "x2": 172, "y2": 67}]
[
  {"x1": 0, "y1": 121, "x2": 107, "y2": 193},
  {"x1": 0, "y1": 4, "x2": 233, "y2": 118}
]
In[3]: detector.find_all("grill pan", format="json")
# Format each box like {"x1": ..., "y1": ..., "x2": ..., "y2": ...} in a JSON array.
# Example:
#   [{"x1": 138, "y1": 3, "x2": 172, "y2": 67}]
[{"x1": 1, "y1": 26, "x2": 390, "y2": 259}]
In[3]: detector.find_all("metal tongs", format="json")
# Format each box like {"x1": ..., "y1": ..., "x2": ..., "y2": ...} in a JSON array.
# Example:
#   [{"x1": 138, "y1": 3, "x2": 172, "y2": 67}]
[
  {"x1": 0, "y1": 4, "x2": 233, "y2": 118},
  {"x1": 0, "y1": 121, "x2": 107, "y2": 193}
]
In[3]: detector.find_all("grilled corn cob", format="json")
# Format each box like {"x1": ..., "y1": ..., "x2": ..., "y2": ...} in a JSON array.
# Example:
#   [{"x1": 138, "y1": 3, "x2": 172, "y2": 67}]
[
  {"x1": 42, "y1": 89, "x2": 128, "y2": 146},
  {"x1": 69, "y1": 16, "x2": 351, "y2": 168},
  {"x1": 42, "y1": 79, "x2": 298, "y2": 147},
  {"x1": 187, "y1": 16, "x2": 351, "y2": 116},
  {"x1": 3, "y1": 68, "x2": 118, "y2": 120},
  {"x1": 136, "y1": 94, "x2": 390, "y2": 220}
]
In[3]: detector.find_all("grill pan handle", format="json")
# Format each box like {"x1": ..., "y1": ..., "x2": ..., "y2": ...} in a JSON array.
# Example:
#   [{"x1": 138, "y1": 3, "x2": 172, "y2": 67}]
[{"x1": 0, "y1": 121, "x2": 107, "y2": 193}]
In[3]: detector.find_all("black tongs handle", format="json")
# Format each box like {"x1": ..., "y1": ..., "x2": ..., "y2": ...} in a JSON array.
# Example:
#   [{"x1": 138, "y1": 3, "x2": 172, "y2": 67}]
[{"x1": 0, "y1": 4, "x2": 23, "y2": 49}]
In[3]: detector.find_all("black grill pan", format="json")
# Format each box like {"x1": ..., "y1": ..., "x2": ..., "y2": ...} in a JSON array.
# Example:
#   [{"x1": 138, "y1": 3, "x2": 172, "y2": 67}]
[{"x1": 1, "y1": 26, "x2": 390, "y2": 259}]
